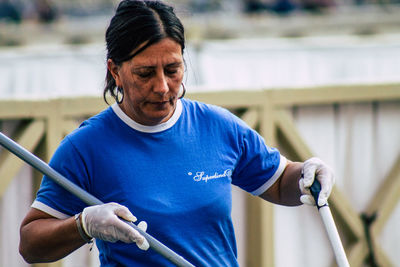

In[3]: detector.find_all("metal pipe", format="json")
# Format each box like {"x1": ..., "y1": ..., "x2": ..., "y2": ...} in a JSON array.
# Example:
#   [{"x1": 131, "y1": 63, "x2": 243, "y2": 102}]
[{"x1": 0, "y1": 131, "x2": 195, "y2": 267}]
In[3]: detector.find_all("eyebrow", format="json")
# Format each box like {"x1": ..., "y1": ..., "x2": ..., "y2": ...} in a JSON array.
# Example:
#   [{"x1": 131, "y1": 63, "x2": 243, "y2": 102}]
[{"x1": 132, "y1": 62, "x2": 183, "y2": 71}]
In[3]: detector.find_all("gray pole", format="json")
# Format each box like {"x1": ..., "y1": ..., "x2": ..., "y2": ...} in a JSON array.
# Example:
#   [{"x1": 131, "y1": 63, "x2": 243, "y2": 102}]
[{"x1": 0, "y1": 131, "x2": 195, "y2": 267}]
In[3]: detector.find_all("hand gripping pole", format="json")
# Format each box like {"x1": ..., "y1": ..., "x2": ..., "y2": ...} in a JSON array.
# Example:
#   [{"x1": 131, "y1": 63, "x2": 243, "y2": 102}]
[
  {"x1": 310, "y1": 179, "x2": 350, "y2": 267},
  {"x1": 0, "y1": 132, "x2": 195, "y2": 267}
]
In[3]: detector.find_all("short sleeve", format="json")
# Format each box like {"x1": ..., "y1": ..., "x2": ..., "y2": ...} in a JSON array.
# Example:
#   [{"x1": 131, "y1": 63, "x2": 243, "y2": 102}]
[
  {"x1": 231, "y1": 127, "x2": 287, "y2": 196},
  {"x1": 33, "y1": 137, "x2": 91, "y2": 218}
]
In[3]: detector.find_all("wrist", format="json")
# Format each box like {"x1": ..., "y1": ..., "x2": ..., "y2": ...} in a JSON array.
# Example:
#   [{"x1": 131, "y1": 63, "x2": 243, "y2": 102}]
[{"x1": 75, "y1": 212, "x2": 93, "y2": 243}]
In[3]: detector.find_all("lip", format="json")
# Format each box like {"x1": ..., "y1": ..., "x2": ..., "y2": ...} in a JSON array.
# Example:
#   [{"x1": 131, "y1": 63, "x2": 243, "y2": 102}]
[
  {"x1": 147, "y1": 98, "x2": 173, "y2": 104},
  {"x1": 148, "y1": 101, "x2": 169, "y2": 105},
  {"x1": 145, "y1": 101, "x2": 172, "y2": 109}
]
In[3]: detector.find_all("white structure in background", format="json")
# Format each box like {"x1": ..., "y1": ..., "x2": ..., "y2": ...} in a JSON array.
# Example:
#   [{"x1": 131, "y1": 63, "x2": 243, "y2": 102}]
[
  {"x1": 2, "y1": 34, "x2": 400, "y2": 97},
  {"x1": 1, "y1": 34, "x2": 400, "y2": 267},
  {"x1": 197, "y1": 34, "x2": 400, "y2": 90}
]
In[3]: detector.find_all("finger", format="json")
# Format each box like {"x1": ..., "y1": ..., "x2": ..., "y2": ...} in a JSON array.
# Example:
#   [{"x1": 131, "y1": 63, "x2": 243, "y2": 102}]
[
  {"x1": 300, "y1": 195, "x2": 316, "y2": 205},
  {"x1": 113, "y1": 204, "x2": 137, "y2": 222},
  {"x1": 318, "y1": 195, "x2": 328, "y2": 207},
  {"x1": 303, "y1": 163, "x2": 317, "y2": 187},
  {"x1": 125, "y1": 226, "x2": 145, "y2": 245},
  {"x1": 135, "y1": 221, "x2": 149, "y2": 250},
  {"x1": 114, "y1": 219, "x2": 144, "y2": 243},
  {"x1": 317, "y1": 177, "x2": 331, "y2": 206},
  {"x1": 138, "y1": 221, "x2": 147, "y2": 232},
  {"x1": 317, "y1": 170, "x2": 333, "y2": 206},
  {"x1": 318, "y1": 179, "x2": 331, "y2": 196},
  {"x1": 118, "y1": 222, "x2": 149, "y2": 251},
  {"x1": 137, "y1": 236, "x2": 150, "y2": 251},
  {"x1": 299, "y1": 178, "x2": 311, "y2": 195}
]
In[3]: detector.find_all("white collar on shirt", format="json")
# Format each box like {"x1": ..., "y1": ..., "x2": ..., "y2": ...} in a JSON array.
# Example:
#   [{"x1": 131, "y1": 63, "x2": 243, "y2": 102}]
[{"x1": 111, "y1": 99, "x2": 182, "y2": 133}]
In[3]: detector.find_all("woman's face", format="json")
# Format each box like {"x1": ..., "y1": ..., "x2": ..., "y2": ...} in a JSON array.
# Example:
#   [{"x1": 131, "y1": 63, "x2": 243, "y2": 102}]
[{"x1": 108, "y1": 38, "x2": 184, "y2": 126}]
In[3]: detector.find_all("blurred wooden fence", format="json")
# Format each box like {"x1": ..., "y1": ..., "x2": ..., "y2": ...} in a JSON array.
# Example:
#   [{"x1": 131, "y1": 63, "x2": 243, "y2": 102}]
[{"x1": 0, "y1": 84, "x2": 400, "y2": 267}]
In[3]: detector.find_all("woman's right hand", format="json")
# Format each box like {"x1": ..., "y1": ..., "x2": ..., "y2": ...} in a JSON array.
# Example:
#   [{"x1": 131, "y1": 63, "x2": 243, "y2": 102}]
[{"x1": 81, "y1": 202, "x2": 149, "y2": 250}]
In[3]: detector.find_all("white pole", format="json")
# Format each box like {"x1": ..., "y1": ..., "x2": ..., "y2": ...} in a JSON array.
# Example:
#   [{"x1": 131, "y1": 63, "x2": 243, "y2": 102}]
[
  {"x1": 318, "y1": 206, "x2": 350, "y2": 267},
  {"x1": 310, "y1": 180, "x2": 350, "y2": 267}
]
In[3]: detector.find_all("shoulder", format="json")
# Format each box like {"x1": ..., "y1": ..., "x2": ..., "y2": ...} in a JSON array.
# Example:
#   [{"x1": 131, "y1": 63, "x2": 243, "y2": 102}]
[
  {"x1": 180, "y1": 98, "x2": 252, "y2": 141},
  {"x1": 62, "y1": 106, "x2": 115, "y2": 149},
  {"x1": 72, "y1": 107, "x2": 113, "y2": 134},
  {"x1": 181, "y1": 98, "x2": 239, "y2": 124}
]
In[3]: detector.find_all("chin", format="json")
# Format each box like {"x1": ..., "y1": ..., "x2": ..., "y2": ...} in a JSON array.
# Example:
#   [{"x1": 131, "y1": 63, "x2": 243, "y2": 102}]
[
  {"x1": 142, "y1": 104, "x2": 175, "y2": 124},
  {"x1": 144, "y1": 112, "x2": 169, "y2": 125}
]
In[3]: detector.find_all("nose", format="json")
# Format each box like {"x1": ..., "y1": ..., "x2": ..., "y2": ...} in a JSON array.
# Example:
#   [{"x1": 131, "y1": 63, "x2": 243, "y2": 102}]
[{"x1": 153, "y1": 73, "x2": 169, "y2": 95}]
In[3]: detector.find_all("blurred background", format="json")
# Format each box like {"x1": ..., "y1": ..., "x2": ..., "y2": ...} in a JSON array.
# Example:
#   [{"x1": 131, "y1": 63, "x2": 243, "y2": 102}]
[
  {"x1": 1, "y1": 0, "x2": 400, "y2": 95},
  {"x1": 0, "y1": 0, "x2": 400, "y2": 267}
]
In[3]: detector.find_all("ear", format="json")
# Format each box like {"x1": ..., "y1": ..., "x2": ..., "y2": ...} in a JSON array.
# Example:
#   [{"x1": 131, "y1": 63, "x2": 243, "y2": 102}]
[{"x1": 107, "y1": 59, "x2": 122, "y2": 87}]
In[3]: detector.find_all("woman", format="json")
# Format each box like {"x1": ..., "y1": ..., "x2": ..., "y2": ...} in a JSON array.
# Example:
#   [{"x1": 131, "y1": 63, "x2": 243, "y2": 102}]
[{"x1": 19, "y1": 1, "x2": 334, "y2": 266}]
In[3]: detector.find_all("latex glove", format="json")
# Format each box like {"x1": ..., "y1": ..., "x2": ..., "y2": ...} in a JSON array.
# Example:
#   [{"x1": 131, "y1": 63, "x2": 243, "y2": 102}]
[
  {"x1": 81, "y1": 202, "x2": 149, "y2": 250},
  {"x1": 299, "y1": 157, "x2": 335, "y2": 206}
]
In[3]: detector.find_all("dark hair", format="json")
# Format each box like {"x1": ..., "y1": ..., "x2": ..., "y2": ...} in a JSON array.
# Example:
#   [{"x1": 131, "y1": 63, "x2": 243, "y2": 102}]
[{"x1": 103, "y1": 0, "x2": 185, "y2": 103}]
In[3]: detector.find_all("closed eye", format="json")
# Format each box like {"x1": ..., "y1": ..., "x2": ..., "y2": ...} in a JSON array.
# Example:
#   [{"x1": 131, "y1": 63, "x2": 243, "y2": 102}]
[
  {"x1": 133, "y1": 69, "x2": 154, "y2": 78},
  {"x1": 165, "y1": 69, "x2": 178, "y2": 75}
]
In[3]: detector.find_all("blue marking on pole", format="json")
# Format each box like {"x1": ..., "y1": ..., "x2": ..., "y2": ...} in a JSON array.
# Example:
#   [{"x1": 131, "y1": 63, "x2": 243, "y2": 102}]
[{"x1": 310, "y1": 178, "x2": 328, "y2": 210}]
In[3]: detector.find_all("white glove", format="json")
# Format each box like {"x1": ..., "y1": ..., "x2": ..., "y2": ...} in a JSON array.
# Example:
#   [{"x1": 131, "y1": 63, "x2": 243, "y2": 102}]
[
  {"x1": 299, "y1": 157, "x2": 335, "y2": 206},
  {"x1": 81, "y1": 202, "x2": 149, "y2": 250}
]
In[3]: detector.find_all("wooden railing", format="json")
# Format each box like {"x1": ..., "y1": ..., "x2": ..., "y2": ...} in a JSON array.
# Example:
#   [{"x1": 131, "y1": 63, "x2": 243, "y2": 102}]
[{"x1": 1, "y1": 83, "x2": 400, "y2": 267}]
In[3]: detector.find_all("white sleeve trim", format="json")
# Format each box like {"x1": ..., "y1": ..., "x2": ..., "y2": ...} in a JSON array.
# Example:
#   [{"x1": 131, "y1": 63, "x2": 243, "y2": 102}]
[
  {"x1": 250, "y1": 155, "x2": 288, "y2": 196},
  {"x1": 31, "y1": 200, "x2": 70, "y2": 219}
]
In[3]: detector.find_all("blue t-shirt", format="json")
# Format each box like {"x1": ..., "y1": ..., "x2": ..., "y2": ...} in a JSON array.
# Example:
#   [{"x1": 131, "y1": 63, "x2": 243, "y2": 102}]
[{"x1": 33, "y1": 98, "x2": 286, "y2": 266}]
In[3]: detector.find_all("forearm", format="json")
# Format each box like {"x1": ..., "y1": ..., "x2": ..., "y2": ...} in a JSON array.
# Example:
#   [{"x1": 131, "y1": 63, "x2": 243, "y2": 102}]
[
  {"x1": 277, "y1": 161, "x2": 303, "y2": 206},
  {"x1": 260, "y1": 161, "x2": 303, "y2": 206},
  {"x1": 20, "y1": 213, "x2": 86, "y2": 263}
]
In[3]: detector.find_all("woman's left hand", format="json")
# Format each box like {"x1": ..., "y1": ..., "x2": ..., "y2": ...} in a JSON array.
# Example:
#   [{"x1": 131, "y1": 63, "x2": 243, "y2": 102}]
[{"x1": 299, "y1": 157, "x2": 335, "y2": 206}]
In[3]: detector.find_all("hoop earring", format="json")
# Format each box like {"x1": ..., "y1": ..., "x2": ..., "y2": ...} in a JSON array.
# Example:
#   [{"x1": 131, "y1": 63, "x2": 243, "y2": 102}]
[
  {"x1": 116, "y1": 87, "x2": 124, "y2": 104},
  {"x1": 179, "y1": 83, "x2": 186, "y2": 99}
]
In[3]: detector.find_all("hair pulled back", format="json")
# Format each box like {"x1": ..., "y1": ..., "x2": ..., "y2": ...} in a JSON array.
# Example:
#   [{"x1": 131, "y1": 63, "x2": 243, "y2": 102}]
[{"x1": 104, "y1": 0, "x2": 185, "y2": 103}]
